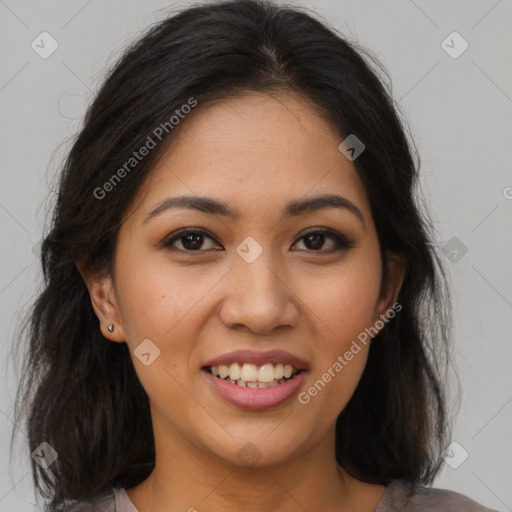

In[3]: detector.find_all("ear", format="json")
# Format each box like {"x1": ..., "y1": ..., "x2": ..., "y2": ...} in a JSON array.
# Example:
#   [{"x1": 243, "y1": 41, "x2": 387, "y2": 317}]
[
  {"x1": 76, "y1": 261, "x2": 126, "y2": 343},
  {"x1": 374, "y1": 251, "x2": 406, "y2": 323}
]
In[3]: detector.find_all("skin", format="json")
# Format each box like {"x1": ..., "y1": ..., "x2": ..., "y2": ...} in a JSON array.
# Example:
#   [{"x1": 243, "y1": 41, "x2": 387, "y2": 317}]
[{"x1": 78, "y1": 90, "x2": 406, "y2": 512}]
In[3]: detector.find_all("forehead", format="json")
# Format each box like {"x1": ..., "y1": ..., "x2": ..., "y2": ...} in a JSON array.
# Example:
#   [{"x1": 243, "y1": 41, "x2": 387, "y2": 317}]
[{"x1": 124, "y1": 91, "x2": 371, "y2": 224}]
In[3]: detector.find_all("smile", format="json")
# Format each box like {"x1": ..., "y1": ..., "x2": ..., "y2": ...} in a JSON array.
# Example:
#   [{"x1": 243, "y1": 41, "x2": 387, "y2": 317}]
[{"x1": 205, "y1": 362, "x2": 301, "y2": 388}]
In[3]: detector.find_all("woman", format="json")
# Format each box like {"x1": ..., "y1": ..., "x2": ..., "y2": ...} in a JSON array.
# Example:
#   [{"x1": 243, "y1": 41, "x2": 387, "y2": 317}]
[{"x1": 11, "y1": 1, "x2": 500, "y2": 511}]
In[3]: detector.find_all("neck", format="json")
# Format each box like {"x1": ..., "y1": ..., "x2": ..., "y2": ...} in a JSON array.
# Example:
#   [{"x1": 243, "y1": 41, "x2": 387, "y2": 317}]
[
  {"x1": 125, "y1": 414, "x2": 385, "y2": 512},
  {"x1": 131, "y1": 459, "x2": 349, "y2": 512}
]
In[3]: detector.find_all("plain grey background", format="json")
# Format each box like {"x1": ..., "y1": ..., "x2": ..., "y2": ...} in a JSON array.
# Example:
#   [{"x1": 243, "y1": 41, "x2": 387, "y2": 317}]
[{"x1": 1, "y1": 1, "x2": 511, "y2": 511}]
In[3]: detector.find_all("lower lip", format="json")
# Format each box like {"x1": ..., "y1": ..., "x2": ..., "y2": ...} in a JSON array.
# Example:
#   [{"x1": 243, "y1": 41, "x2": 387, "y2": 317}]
[{"x1": 202, "y1": 369, "x2": 306, "y2": 410}]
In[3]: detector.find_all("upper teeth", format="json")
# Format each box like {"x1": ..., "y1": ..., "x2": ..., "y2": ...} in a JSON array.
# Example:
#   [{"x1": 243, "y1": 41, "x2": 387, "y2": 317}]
[{"x1": 211, "y1": 363, "x2": 298, "y2": 383}]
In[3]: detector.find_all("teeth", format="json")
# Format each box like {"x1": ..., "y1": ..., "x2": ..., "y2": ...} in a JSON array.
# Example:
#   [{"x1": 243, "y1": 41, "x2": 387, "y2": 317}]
[
  {"x1": 219, "y1": 364, "x2": 229, "y2": 379},
  {"x1": 208, "y1": 362, "x2": 301, "y2": 387},
  {"x1": 229, "y1": 363, "x2": 241, "y2": 380},
  {"x1": 274, "y1": 363, "x2": 284, "y2": 379},
  {"x1": 257, "y1": 364, "x2": 275, "y2": 383},
  {"x1": 240, "y1": 363, "x2": 258, "y2": 382}
]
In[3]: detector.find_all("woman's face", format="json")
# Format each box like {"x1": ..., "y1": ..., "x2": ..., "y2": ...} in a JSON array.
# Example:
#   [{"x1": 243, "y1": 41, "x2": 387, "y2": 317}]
[{"x1": 83, "y1": 91, "x2": 404, "y2": 468}]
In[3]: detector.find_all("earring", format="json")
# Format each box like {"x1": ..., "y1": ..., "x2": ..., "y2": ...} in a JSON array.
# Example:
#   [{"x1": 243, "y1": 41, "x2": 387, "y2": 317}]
[{"x1": 108, "y1": 324, "x2": 114, "y2": 332}]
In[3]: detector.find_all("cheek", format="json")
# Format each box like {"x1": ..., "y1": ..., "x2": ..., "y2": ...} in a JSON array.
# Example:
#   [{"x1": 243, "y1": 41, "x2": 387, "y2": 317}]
[
  {"x1": 297, "y1": 258, "x2": 381, "y2": 419},
  {"x1": 115, "y1": 250, "x2": 206, "y2": 340},
  {"x1": 298, "y1": 250, "x2": 382, "y2": 414},
  {"x1": 302, "y1": 252, "x2": 382, "y2": 346}
]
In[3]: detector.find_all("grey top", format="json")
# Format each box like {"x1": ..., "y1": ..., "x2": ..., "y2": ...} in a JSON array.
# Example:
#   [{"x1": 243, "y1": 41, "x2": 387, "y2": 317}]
[{"x1": 67, "y1": 479, "x2": 502, "y2": 511}]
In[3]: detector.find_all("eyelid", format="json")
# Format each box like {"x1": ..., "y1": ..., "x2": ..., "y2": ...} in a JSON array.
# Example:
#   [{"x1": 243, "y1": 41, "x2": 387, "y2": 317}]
[
  {"x1": 294, "y1": 228, "x2": 355, "y2": 251},
  {"x1": 163, "y1": 228, "x2": 220, "y2": 250},
  {"x1": 163, "y1": 227, "x2": 354, "y2": 252}
]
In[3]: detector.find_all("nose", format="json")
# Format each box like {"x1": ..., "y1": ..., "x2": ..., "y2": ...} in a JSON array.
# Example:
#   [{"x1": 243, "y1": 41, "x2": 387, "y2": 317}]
[{"x1": 218, "y1": 250, "x2": 300, "y2": 334}]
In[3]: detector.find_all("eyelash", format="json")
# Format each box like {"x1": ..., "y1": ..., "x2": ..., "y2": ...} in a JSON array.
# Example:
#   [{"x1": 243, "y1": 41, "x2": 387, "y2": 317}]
[{"x1": 162, "y1": 228, "x2": 354, "y2": 254}]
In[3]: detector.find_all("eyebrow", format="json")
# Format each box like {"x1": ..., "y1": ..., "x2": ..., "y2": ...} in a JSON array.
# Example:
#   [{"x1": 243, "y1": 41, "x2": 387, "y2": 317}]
[{"x1": 143, "y1": 193, "x2": 366, "y2": 229}]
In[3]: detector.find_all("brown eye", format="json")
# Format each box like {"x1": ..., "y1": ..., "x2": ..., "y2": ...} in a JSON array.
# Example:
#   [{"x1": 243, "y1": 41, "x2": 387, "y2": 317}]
[
  {"x1": 164, "y1": 229, "x2": 220, "y2": 252},
  {"x1": 163, "y1": 228, "x2": 353, "y2": 254},
  {"x1": 292, "y1": 229, "x2": 354, "y2": 252}
]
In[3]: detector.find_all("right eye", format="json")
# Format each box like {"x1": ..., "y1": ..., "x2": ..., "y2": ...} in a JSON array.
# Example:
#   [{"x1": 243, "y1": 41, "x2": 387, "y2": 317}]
[{"x1": 163, "y1": 229, "x2": 222, "y2": 252}]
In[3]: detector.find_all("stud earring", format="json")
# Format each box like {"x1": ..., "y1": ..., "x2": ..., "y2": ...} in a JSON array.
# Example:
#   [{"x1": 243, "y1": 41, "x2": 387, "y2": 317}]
[{"x1": 108, "y1": 324, "x2": 114, "y2": 332}]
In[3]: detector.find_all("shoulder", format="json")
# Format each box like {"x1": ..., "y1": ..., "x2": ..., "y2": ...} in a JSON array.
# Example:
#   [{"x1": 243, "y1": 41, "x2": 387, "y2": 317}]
[
  {"x1": 379, "y1": 479, "x2": 501, "y2": 512},
  {"x1": 63, "y1": 487, "x2": 116, "y2": 512}
]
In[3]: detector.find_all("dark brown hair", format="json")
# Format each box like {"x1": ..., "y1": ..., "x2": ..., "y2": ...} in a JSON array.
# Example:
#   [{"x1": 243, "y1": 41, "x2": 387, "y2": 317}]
[{"x1": 10, "y1": 0, "x2": 457, "y2": 510}]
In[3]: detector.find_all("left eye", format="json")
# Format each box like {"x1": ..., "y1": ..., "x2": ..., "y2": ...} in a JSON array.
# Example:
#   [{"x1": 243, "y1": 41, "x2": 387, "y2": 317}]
[
  {"x1": 163, "y1": 229, "x2": 352, "y2": 253},
  {"x1": 292, "y1": 230, "x2": 352, "y2": 252}
]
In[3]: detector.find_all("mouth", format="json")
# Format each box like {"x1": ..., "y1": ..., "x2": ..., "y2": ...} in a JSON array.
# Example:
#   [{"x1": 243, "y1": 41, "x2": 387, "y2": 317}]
[
  {"x1": 203, "y1": 362, "x2": 303, "y2": 388},
  {"x1": 201, "y1": 349, "x2": 309, "y2": 410}
]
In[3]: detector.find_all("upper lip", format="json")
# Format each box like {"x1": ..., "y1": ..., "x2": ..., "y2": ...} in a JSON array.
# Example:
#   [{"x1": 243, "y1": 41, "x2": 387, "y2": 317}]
[{"x1": 202, "y1": 349, "x2": 309, "y2": 371}]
